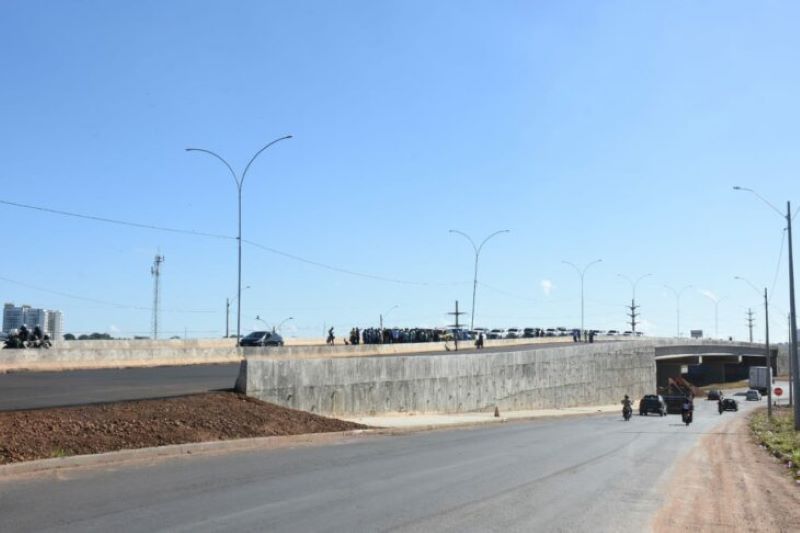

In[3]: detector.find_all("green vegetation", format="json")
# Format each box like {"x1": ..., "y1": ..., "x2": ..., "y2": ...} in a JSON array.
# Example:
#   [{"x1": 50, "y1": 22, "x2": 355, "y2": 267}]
[
  {"x1": 750, "y1": 408, "x2": 800, "y2": 480},
  {"x1": 49, "y1": 448, "x2": 72, "y2": 458}
]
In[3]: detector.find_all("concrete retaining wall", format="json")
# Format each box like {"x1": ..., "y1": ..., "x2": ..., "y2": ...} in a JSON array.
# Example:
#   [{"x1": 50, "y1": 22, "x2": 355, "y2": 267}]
[{"x1": 237, "y1": 341, "x2": 657, "y2": 416}]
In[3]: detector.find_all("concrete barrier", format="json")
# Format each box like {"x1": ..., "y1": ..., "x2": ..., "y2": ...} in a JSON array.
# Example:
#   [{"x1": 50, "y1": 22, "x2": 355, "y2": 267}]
[
  {"x1": 236, "y1": 340, "x2": 657, "y2": 416},
  {"x1": 0, "y1": 336, "x2": 569, "y2": 372}
]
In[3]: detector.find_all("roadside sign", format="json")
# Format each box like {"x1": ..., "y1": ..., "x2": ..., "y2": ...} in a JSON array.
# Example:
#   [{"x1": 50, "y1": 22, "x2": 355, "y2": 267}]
[{"x1": 774, "y1": 387, "x2": 783, "y2": 397}]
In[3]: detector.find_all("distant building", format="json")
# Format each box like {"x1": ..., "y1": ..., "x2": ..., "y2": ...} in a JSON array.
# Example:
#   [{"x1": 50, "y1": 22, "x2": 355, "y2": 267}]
[{"x1": 2, "y1": 303, "x2": 63, "y2": 340}]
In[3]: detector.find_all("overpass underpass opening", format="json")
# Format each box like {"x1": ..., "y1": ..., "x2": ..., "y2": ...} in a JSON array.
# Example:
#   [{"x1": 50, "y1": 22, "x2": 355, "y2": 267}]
[{"x1": 656, "y1": 356, "x2": 768, "y2": 389}]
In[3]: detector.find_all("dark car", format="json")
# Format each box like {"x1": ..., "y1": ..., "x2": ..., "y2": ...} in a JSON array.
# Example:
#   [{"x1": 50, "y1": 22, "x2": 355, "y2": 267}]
[
  {"x1": 238, "y1": 330, "x2": 284, "y2": 347},
  {"x1": 706, "y1": 389, "x2": 723, "y2": 401},
  {"x1": 720, "y1": 398, "x2": 738, "y2": 411},
  {"x1": 639, "y1": 394, "x2": 667, "y2": 416}
]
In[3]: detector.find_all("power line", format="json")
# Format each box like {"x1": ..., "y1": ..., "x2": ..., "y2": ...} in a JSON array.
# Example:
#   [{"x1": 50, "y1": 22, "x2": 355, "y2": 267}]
[
  {"x1": 769, "y1": 228, "x2": 786, "y2": 304},
  {"x1": 1, "y1": 199, "x2": 465, "y2": 287},
  {"x1": 0, "y1": 274, "x2": 214, "y2": 313},
  {"x1": 0, "y1": 199, "x2": 233, "y2": 240}
]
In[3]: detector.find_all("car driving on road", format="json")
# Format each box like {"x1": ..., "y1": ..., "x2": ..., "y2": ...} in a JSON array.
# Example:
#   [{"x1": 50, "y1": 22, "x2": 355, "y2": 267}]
[
  {"x1": 639, "y1": 394, "x2": 667, "y2": 416},
  {"x1": 745, "y1": 389, "x2": 762, "y2": 401},
  {"x1": 239, "y1": 330, "x2": 284, "y2": 347}
]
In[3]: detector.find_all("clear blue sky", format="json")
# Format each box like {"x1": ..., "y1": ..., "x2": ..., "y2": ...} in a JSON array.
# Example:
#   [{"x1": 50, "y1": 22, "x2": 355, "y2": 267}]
[{"x1": 1, "y1": 1, "x2": 798, "y2": 341}]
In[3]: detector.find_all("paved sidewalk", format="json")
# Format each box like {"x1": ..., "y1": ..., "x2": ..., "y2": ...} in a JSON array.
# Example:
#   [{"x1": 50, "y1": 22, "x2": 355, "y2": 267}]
[{"x1": 343, "y1": 404, "x2": 621, "y2": 429}]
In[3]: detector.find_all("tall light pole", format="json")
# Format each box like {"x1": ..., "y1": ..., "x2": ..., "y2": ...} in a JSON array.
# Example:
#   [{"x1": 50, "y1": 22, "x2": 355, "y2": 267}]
[
  {"x1": 449, "y1": 229, "x2": 510, "y2": 330},
  {"x1": 380, "y1": 305, "x2": 398, "y2": 332},
  {"x1": 734, "y1": 186, "x2": 799, "y2": 429},
  {"x1": 618, "y1": 273, "x2": 651, "y2": 333},
  {"x1": 664, "y1": 285, "x2": 693, "y2": 337},
  {"x1": 225, "y1": 285, "x2": 250, "y2": 338},
  {"x1": 255, "y1": 315, "x2": 269, "y2": 329},
  {"x1": 274, "y1": 316, "x2": 294, "y2": 333},
  {"x1": 563, "y1": 259, "x2": 603, "y2": 337},
  {"x1": 735, "y1": 276, "x2": 775, "y2": 418},
  {"x1": 187, "y1": 135, "x2": 293, "y2": 346},
  {"x1": 701, "y1": 292, "x2": 726, "y2": 339}
]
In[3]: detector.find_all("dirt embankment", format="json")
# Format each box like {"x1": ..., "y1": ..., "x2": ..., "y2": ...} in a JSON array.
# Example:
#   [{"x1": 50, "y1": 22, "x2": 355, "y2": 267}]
[
  {"x1": 0, "y1": 392, "x2": 366, "y2": 464},
  {"x1": 653, "y1": 412, "x2": 800, "y2": 532}
]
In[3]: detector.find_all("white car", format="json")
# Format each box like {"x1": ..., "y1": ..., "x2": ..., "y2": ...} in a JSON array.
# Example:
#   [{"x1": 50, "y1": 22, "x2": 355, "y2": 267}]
[
  {"x1": 746, "y1": 389, "x2": 762, "y2": 401},
  {"x1": 506, "y1": 328, "x2": 521, "y2": 339},
  {"x1": 487, "y1": 329, "x2": 505, "y2": 339}
]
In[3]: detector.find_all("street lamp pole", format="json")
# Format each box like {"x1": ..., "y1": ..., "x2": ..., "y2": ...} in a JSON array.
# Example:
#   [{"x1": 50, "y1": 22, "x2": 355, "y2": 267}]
[
  {"x1": 618, "y1": 273, "x2": 651, "y2": 333},
  {"x1": 563, "y1": 259, "x2": 603, "y2": 338},
  {"x1": 225, "y1": 285, "x2": 250, "y2": 338},
  {"x1": 187, "y1": 135, "x2": 292, "y2": 346},
  {"x1": 734, "y1": 186, "x2": 800, "y2": 429},
  {"x1": 449, "y1": 229, "x2": 510, "y2": 330},
  {"x1": 736, "y1": 276, "x2": 790, "y2": 411},
  {"x1": 664, "y1": 285, "x2": 693, "y2": 337},
  {"x1": 701, "y1": 293, "x2": 726, "y2": 339},
  {"x1": 274, "y1": 316, "x2": 294, "y2": 333}
]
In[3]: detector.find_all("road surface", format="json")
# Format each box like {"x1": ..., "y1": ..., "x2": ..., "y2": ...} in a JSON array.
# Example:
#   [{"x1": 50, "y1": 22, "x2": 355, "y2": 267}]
[
  {"x1": 0, "y1": 395, "x2": 762, "y2": 532},
  {"x1": 0, "y1": 364, "x2": 240, "y2": 411}
]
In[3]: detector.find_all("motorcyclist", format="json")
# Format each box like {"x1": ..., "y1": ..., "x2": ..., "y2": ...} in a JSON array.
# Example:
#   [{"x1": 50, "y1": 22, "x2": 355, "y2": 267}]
[
  {"x1": 621, "y1": 395, "x2": 633, "y2": 418},
  {"x1": 718, "y1": 396, "x2": 724, "y2": 414},
  {"x1": 33, "y1": 325, "x2": 43, "y2": 341},
  {"x1": 681, "y1": 396, "x2": 694, "y2": 423}
]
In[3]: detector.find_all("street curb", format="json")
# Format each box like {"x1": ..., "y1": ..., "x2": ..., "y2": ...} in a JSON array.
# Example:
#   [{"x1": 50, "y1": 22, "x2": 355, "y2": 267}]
[{"x1": 0, "y1": 408, "x2": 614, "y2": 478}]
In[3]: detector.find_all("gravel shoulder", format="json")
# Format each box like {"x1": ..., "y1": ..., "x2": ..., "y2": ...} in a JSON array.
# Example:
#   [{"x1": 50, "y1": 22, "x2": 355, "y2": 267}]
[
  {"x1": 0, "y1": 392, "x2": 366, "y2": 464},
  {"x1": 653, "y1": 410, "x2": 800, "y2": 532}
]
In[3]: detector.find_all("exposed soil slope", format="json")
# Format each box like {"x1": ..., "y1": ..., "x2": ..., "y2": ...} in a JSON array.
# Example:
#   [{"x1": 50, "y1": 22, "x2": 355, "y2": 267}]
[{"x1": 0, "y1": 392, "x2": 366, "y2": 464}]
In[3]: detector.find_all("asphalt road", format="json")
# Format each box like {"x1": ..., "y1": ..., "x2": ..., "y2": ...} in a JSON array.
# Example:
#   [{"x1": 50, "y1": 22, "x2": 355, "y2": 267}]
[
  {"x1": 0, "y1": 341, "x2": 583, "y2": 411},
  {"x1": 0, "y1": 394, "x2": 763, "y2": 532},
  {"x1": 0, "y1": 364, "x2": 241, "y2": 411}
]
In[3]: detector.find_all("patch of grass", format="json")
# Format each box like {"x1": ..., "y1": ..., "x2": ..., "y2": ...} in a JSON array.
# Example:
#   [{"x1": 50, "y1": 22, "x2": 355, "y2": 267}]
[
  {"x1": 49, "y1": 448, "x2": 72, "y2": 459},
  {"x1": 750, "y1": 408, "x2": 800, "y2": 480}
]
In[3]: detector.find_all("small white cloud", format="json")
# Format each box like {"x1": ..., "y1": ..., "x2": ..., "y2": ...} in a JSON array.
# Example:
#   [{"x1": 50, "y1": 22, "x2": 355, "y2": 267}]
[{"x1": 541, "y1": 279, "x2": 554, "y2": 296}]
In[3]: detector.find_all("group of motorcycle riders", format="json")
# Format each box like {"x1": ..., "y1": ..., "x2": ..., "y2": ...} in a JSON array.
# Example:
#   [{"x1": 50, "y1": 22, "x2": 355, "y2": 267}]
[
  {"x1": 3, "y1": 324, "x2": 51, "y2": 349},
  {"x1": 621, "y1": 394, "x2": 695, "y2": 426}
]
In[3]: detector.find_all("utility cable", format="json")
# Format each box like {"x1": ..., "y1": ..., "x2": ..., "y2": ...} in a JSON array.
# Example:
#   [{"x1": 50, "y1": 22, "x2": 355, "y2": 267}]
[
  {"x1": 769, "y1": 228, "x2": 786, "y2": 305},
  {"x1": 1, "y1": 199, "x2": 466, "y2": 287},
  {"x1": 0, "y1": 275, "x2": 215, "y2": 313}
]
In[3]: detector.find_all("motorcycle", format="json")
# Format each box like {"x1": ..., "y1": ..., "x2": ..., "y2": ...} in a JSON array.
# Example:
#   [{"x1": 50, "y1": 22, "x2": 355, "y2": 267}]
[
  {"x1": 622, "y1": 405, "x2": 632, "y2": 421},
  {"x1": 681, "y1": 410, "x2": 693, "y2": 426}
]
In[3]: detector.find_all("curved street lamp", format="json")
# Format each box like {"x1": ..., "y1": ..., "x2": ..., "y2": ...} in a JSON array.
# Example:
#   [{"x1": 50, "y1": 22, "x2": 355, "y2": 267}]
[
  {"x1": 274, "y1": 316, "x2": 294, "y2": 333},
  {"x1": 225, "y1": 285, "x2": 250, "y2": 338},
  {"x1": 618, "y1": 273, "x2": 652, "y2": 333},
  {"x1": 187, "y1": 135, "x2": 292, "y2": 346},
  {"x1": 563, "y1": 259, "x2": 602, "y2": 337},
  {"x1": 701, "y1": 291, "x2": 727, "y2": 339},
  {"x1": 734, "y1": 185, "x2": 799, "y2": 429},
  {"x1": 449, "y1": 229, "x2": 510, "y2": 330},
  {"x1": 664, "y1": 284, "x2": 693, "y2": 337}
]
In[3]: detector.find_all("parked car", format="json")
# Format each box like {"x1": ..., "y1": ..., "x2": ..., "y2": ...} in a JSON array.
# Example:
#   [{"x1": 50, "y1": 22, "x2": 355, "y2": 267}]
[
  {"x1": 522, "y1": 327, "x2": 537, "y2": 338},
  {"x1": 720, "y1": 398, "x2": 738, "y2": 411},
  {"x1": 706, "y1": 389, "x2": 723, "y2": 401},
  {"x1": 607, "y1": 330, "x2": 619, "y2": 336},
  {"x1": 556, "y1": 327, "x2": 568, "y2": 336},
  {"x1": 487, "y1": 329, "x2": 505, "y2": 339},
  {"x1": 746, "y1": 389, "x2": 762, "y2": 401},
  {"x1": 639, "y1": 394, "x2": 668, "y2": 416},
  {"x1": 506, "y1": 328, "x2": 520, "y2": 339},
  {"x1": 239, "y1": 330, "x2": 284, "y2": 347}
]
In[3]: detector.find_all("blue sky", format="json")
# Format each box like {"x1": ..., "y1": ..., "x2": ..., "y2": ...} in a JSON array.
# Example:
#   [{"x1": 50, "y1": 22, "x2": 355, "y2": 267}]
[{"x1": 1, "y1": 1, "x2": 798, "y2": 341}]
